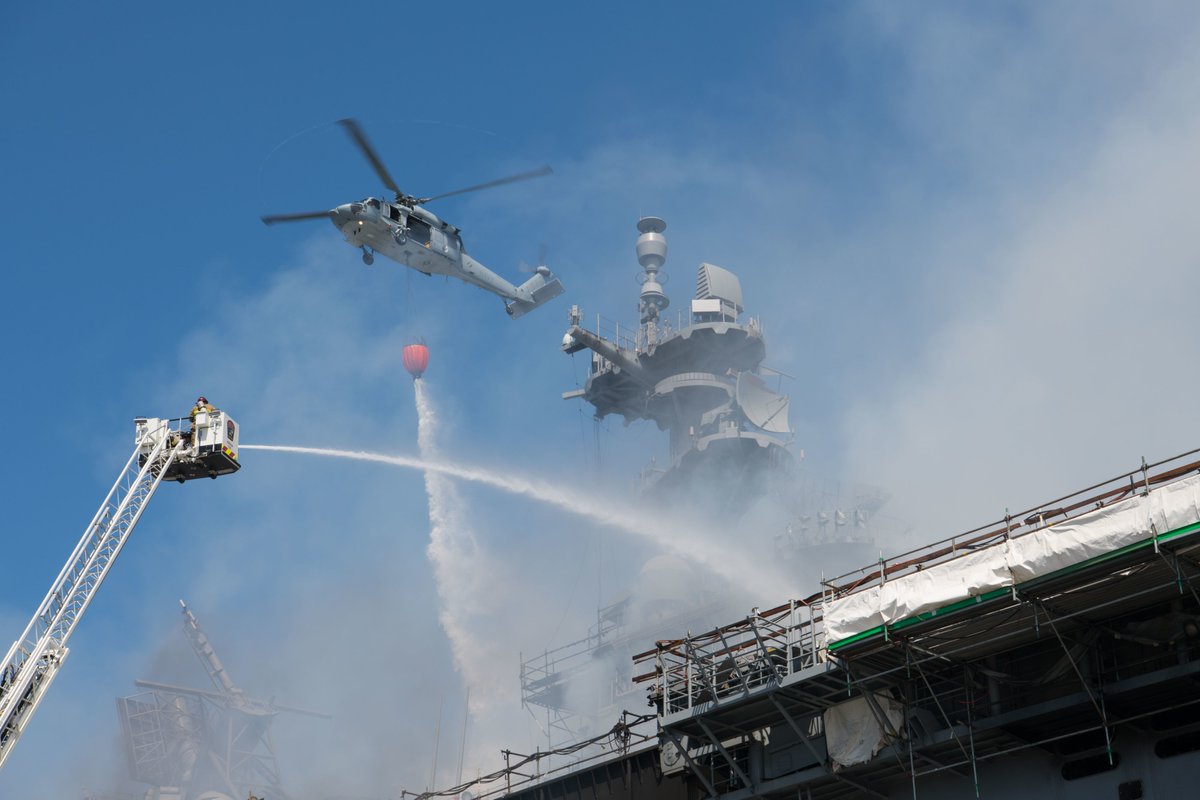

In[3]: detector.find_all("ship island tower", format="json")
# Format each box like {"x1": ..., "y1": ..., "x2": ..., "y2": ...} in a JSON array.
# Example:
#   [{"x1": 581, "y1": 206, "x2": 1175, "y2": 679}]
[
  {"x1": 523, "y1": 218, "x2": 880, "y2": 751},
  {"x1": 561, "y1": 217, "x2": 792, "y2": 513}
]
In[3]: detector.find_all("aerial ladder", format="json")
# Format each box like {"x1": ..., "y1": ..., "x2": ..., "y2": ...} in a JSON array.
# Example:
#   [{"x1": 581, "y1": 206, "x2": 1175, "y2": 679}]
[{"x1": 0, "y1": 409, "x2": 241, "y2": 772}]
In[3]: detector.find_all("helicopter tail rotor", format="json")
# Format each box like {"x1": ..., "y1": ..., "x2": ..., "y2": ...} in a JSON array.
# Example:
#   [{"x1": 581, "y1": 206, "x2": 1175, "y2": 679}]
[{"x1": 518, "y1": 243, "x2": 550, "y2": 274}]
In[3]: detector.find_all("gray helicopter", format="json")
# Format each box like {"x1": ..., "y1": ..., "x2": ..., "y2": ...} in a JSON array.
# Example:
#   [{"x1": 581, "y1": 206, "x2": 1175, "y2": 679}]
[{"x1": 261, "y1": 118, "x2": 564, "y2": 319}]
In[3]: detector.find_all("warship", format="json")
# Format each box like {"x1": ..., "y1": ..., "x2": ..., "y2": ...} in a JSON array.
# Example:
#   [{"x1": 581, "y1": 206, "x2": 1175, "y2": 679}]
[{"x1": 421, "y1": 219, "x2": 1200, "y2": 800}]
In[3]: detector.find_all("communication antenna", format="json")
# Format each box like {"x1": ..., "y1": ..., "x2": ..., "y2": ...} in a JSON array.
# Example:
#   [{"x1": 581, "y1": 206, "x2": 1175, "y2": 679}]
[
  {"x1": 429, "y1": 692, "x2": 445, "y2": 791},
  {"x1": 457, "y1": 686, "x2": 471, "y2": 785},
  {"x1": 635, "y1": 217, "x2": 669, "y2": 326}
]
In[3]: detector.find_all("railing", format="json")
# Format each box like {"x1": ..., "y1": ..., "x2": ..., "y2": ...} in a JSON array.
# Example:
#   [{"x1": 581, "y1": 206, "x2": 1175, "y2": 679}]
[
  {"x1": 631, "y1": 447, "x2": 1200, "y2": 715},
  {"x1": 633, "y1": 600, "x2": 825, "y2": 715},
  {"x1": 403, "y1": 712, "x2": 657, "y2": 800},
  {"x1": 589, "y1": 313, "x2": 640, "y2": 355},
  {"x1": 584, "y1": 311, "x2": 763, "y2": 365},
  {"x1": 823, "y1": 447, "x2": 1200, "y2": 599},
  {"x1": 522, "y1": 596, "x2": 736, "y2": 750},
  {"x1": 520, "y1": 611, "x2": 623, "y2": 711}
]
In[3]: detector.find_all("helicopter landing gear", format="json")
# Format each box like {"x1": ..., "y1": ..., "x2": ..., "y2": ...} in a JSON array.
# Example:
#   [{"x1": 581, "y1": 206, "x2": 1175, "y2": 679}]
[{"x1": 361, "y1": 247, "x2": 374, "y2": 266}]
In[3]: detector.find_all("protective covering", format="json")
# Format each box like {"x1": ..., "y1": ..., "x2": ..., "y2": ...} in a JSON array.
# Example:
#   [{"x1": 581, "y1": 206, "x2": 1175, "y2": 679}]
[
  {"x1": 824, "y1": 472, "x2": 1200, "y2": 644},
  {"x1": 823, "y1": 694, "x2": 904, "y2": 770}
]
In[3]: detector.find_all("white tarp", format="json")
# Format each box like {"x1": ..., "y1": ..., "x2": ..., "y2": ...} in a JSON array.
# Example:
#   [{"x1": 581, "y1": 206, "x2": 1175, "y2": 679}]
[
  {"x1": 823, "y1": 472, "x2": 1200, "y2": 645},
  {"x1": 823, "y1": 694, "x2": 904, "y2": 770}
]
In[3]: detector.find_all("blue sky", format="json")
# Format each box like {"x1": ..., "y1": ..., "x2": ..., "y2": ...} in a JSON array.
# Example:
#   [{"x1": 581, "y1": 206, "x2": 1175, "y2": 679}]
[{"x1": 3, "y1": 2, "x2": 1200, "y2": 797}]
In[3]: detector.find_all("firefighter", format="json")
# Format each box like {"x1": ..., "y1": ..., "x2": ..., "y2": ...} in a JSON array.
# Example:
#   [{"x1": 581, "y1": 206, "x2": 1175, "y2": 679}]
[
  {"x1": 185, "y1": 396, "x2": 216, "y2": 446},
  {"x1": 189, "y1": 396, "x2": 215, "y2": 422}
]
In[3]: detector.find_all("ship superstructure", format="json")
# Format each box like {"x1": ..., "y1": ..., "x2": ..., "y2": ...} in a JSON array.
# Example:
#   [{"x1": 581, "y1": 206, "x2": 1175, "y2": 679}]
[
  {"x1": 562, "y1": 217, "x2": 792, "y2": 510},
  {"x1": 560, "y1": 217, "x2": 884, "y2": 568},
  {"x1": 522, "y1": 218, "x2": 799, "y2": 750},
  {"x1": 523, "y1": 219, "x2": 887, "y2": 752}
]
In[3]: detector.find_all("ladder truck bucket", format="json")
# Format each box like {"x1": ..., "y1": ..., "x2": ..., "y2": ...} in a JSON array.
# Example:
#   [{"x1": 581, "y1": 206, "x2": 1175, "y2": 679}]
[{"x1": 136, "y1": 412, "x2": 241, "y2": 482}]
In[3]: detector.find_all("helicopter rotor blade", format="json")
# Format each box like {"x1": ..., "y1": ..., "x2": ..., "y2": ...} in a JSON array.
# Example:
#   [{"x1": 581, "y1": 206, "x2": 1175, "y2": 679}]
[
  {"x1": 338, "y1": 118, "x2": 402, "y2": 198},
  {"x1": 518, "y1": 243, "x2": 549, "y2": 273},
  {"x1": 419, "y1": 165, "x2": 553, "y2": 204},
  {"x1": 261, "y1": 210, "x2": 334, "y2": 225}
]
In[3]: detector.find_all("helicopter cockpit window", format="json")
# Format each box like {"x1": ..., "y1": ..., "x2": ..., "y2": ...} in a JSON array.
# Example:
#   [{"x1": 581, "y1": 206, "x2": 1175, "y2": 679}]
[
  {"x1": 407, "y1": 217, "x2": 432, "y2": 246},
  {"x1": 367, "y1": 198, "x2": 380, "y2": 208}
]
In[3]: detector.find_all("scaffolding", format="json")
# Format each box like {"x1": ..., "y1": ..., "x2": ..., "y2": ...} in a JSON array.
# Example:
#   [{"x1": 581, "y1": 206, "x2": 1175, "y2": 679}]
[
  {"x1": 118, "y1": 684, "x2": 286, "y2": 799},
  {"x1": 418, "y1": 450, "x2": 1200, "y2": 800},
  {"x1": 628, "y1": 449, "x2": 1200, "y2": 799},
  {"x1": 116, "y1": 601, "x2": 326, "y2": 800},
  {"x1": 521, "y1": 595, "x2": 730, "y2": 752}
]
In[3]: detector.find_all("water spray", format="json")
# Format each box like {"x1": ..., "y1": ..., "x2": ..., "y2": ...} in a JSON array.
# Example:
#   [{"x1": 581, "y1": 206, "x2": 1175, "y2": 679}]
[
  {"x1": 410, "y1": 377, "x2": 504, "y2": 715},
  {"x1": 239, "y1": 444, "x2": 793, "y2": 596}
]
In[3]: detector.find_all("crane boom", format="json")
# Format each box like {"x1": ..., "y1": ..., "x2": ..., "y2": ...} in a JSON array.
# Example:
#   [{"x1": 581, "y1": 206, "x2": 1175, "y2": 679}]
[
  {"x1": 180, "y1": 599, "x2": 244, "y2": 700},
  {"x1": 0, "y1": 412, "x2": 241, "y2": 771}
]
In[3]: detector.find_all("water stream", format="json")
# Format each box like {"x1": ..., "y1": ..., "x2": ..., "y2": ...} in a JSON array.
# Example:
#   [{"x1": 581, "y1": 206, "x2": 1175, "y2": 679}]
[
  {"x1": 239, "y1": 444, "x2": 791, "y2": 599},
  {"x1": 411, "y1": 379, "x2": 507, "y2": 721}
]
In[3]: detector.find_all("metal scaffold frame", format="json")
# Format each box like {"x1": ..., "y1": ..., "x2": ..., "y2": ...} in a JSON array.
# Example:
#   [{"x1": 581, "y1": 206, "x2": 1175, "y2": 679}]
[
  {"x1": 118, "y1": 684, "x2": 288, "y2": 799},
  {"x1": 624, "y1": 449, "x2": 1200, "y2": 800},
  {"x1": 520, "y1": 600, "x2": 629, "y2": 749},
  {"x1": 520, "y1": 594, "x2": 733, "y2": 754},
  {"x1": 402, "y1": 711, "x2": 657, "y2": 800},
  {"x1": 116, "y1": 599, "x2": 325, "y2": 800}
]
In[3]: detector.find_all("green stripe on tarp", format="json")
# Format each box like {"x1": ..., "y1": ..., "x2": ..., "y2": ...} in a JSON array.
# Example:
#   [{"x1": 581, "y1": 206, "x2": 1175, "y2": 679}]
[{"x1": 826, "y1": 518, "x2": 1200, "y2": 652}]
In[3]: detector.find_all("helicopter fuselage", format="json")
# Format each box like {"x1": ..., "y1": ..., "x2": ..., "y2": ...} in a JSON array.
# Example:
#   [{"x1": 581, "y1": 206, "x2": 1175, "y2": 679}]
[{"x1": 333, "y1": 198, "x2": 534, "y2": 300}]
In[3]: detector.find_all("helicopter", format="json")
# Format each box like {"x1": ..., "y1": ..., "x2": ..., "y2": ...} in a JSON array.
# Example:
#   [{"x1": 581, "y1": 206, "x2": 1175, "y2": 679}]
[{"x1": 261, "y1": 118, "x2": 564, "y2": 319}]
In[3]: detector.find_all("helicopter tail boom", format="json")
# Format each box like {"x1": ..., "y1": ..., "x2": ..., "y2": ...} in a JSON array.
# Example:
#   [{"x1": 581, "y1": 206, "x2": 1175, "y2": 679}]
[{"x1": 505, "y1": 270, "x2": 566, "y2": 319}]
